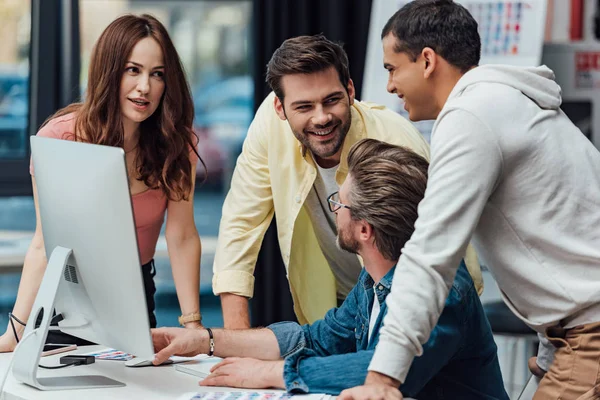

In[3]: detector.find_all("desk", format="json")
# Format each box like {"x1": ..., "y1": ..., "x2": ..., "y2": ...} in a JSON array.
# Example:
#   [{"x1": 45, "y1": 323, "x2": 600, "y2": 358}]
[
  {"x1": 0, "y1": 346, "x2": 421, "y2": 400},
  {"x1": 0, "y1": 345, "x2": 286, "y2": 400}
]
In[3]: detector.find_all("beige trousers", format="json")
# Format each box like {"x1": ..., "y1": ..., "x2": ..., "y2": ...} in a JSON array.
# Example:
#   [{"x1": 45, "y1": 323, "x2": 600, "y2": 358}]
[{"x1": 533, "y1": 321, "x2": 600, "y2": 400}]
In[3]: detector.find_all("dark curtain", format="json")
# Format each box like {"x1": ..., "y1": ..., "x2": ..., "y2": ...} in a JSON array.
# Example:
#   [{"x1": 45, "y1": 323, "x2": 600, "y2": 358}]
[{"x1": 250, "y1": 0, "x2": 374, "y2": 327}]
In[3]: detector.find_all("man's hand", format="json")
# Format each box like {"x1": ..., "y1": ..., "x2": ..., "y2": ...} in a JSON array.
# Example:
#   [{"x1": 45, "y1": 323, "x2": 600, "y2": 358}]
[
  {"x1": 365, "y1": 371, "x2": 401, "y2": 387},
  {"x1": 151, "y1": 327, "x2": 206, "y2": 365},
  {"x1": 338, "y1": 371, "x2": 403, "y2": 400},
  {"x1": 528, "y1": 356, "x2": 547, "y2": 378},
  {"x1": 338, "y1": 385, "x2": 403, "y2": 400},
  {"x1": 200, "y1": 357, "x2": 284, "y2": 389}
]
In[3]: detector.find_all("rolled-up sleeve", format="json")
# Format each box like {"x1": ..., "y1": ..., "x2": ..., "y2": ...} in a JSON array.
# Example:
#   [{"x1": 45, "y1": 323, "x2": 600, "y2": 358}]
[
  {"x1": 268, "y1": 284, "x2": 368, "y2": 395},
  {"x1": 282, "y1": 348, "x2": 375, "y2": 395},
  {"x1": 268, "y1": 321, "x2": 308, "y2": 358},
  {"x1": 268, "y1": 282, "x2": 359, "y2": 357},
  {"x1": 212, "y1": 98, "x2": 275, "y2": 298}
]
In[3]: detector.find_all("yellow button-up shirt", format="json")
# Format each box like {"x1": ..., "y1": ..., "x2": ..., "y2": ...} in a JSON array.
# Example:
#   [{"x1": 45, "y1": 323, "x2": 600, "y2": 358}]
[{"x1": 213, "y1": 92, "x2": 482, "y2": 324}]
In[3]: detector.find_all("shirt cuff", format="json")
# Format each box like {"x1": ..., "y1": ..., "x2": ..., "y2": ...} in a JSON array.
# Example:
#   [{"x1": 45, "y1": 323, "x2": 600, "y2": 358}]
[
  {"x1": 267, "y1": 322, "x2": 307, "y2": 358},
  {"x1": 282, "y1": 349, "x2": 311, "y2": 393},
  {"x1": 368, "y1": 337, "x2": 415, "y2": 383},
  {"x1": 212, "y1": 270, "x2": 255, "y2": 298}
]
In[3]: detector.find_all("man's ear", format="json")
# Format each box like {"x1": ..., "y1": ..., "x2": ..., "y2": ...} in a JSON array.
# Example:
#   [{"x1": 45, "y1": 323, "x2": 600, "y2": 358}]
[
  {"x1": 422, "y1": 47, "x2": 437, "y2": 79},
  {"x1": 274, "y1": 96, "x2": 287, "y2": 121},
  {"x1": 347, "y1": 79, "x2": 356, "y2": 105},
  {"x1": 358, "y1": 220, "x2": 374, "y2": 243}
]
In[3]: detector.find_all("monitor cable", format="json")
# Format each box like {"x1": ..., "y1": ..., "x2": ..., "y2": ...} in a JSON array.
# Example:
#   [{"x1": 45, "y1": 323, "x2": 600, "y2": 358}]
[
  {"x1": 9, "y1": 312, "x2": 66, "y2": 345},
  {"x1": 6, "y1": 312, "x2": 90, "y2": 373}
]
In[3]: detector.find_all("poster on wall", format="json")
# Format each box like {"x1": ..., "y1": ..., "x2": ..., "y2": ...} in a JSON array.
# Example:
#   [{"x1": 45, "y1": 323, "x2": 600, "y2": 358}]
[{"x1": 362, "y1": 0, "x2": 548, "y2": 141}]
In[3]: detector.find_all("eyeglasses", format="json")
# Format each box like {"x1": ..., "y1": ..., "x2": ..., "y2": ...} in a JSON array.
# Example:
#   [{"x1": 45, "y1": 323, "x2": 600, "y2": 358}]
[{"x1": 327, "y1": 191, "x2": 351, "y2": 213}]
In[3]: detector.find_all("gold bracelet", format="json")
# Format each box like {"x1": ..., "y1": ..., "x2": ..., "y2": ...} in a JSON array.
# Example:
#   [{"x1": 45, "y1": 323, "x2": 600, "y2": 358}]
[{"x1": 178, "y1": 312, "x2": 202, "y2": 326}]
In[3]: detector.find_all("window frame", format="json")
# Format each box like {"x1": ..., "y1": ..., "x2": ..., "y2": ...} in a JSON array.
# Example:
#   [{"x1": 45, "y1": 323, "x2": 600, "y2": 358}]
[{"x1": 0, "y1": 0, "x2": 79, "y2": 197}]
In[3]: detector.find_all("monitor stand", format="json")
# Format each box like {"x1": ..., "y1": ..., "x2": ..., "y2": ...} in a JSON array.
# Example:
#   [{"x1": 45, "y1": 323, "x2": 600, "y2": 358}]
[{"x1": 11, "y1": 246, "x2": 125, "y2": 390}]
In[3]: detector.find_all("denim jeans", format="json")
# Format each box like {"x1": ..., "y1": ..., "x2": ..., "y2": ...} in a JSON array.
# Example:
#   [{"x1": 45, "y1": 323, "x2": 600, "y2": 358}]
[
  {"x1": 141, "y1": 259, "x2": 157, "y2": 329},
  {"x1": 268, "y1": 262, "x2": 508, "y2": 399}
]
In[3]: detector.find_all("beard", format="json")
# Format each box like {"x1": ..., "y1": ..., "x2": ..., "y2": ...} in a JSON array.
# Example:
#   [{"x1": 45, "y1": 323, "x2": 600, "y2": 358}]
[
  {"x1": 292, "y1": 108, "x2": 352, "y2": 160},
  {"x1": 336, "y1": 225, "x2": 359, "y2": 254}
]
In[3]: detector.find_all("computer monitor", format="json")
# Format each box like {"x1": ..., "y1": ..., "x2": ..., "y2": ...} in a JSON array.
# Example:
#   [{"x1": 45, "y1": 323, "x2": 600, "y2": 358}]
[{"x1": 11, "y1": 136, "x2": 155, "y2": 390}]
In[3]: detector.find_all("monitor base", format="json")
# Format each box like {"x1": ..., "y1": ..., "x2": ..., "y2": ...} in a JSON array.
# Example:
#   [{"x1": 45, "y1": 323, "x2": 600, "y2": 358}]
[{"x1": 34, "y1": 375, "x2": 125, "y2": 390}]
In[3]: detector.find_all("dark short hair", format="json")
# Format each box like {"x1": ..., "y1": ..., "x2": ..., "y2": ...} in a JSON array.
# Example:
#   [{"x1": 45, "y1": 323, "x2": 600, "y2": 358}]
[
  {"x1": 382, "y1": 0, "x2": 480, "y2": 72},
  {"x1": 266, "y1": 34, "x2": 350, "y2": 100},
  {"x1": 347, "y1": 139, "x2": 429, "y2": 262}
]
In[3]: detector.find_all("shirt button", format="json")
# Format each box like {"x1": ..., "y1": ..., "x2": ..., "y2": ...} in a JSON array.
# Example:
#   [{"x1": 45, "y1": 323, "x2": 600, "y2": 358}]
[
  {"x1": 295, "y1": 195, "x2": 301, "y2": 203},
  {"x1": 378, "y1": 285, "x2": 383, "y2": 290}
]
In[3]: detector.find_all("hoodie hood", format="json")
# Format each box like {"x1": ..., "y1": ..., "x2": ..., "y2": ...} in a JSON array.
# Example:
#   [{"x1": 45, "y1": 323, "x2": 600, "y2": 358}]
[{"x1": 449, "y1": 64, "x2": 562, "y2": 110}]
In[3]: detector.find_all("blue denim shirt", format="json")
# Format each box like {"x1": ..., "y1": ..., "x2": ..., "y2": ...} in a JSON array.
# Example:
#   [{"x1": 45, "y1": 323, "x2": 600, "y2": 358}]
[{"x1": 268, "y1": 262, "x2": 508, "y2": 399}]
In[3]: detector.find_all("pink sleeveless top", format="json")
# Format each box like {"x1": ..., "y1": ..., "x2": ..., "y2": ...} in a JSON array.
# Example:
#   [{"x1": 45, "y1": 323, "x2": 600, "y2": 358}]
[{"x1": 30, "y1": 113, "x2": 197, "y2": 265}]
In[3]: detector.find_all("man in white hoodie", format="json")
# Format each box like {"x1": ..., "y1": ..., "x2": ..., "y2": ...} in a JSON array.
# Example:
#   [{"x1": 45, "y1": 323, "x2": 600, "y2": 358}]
[{"x1": 340, "y1": 1, "x2": 600, "y2": 400}]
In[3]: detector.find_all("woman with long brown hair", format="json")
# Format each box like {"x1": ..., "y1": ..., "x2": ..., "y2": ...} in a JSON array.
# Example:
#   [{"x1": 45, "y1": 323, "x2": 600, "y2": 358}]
[{"x1": 0, "y1": 14, "x2": 205, "y2": 351}]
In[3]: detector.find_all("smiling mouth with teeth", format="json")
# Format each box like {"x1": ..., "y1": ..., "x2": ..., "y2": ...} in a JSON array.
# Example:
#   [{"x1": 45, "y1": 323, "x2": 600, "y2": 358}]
[
  {"x1": 308, "y1": 124, "x2": 337, "y2": 136},
  {"x1": 129, "y1": 99, "x2": 149, "y2": 106}
]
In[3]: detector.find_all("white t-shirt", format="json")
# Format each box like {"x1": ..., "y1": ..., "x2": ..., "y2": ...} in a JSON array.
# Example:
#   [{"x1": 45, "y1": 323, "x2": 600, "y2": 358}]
[
  {"x1": 368, "y1": 286, "x2": 381, "y2": 343},
  {"x1": 303, "y1": 159, "x2": 363, "y2": 300}
]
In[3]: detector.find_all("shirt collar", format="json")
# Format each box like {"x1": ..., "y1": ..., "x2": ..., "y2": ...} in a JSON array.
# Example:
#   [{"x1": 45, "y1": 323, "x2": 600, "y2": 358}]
[
  {"x1": 362, "y1": 265, "x2": 396, "y2": 305},
  {"x1": 361, "y1": 265, "x2": 396, "y2": 292}
]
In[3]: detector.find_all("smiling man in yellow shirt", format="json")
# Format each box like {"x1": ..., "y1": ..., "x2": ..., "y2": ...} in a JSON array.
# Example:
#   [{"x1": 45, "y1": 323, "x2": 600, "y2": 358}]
[{"x1": 213, "y1": 34, "x2": 482, "y2": 328}]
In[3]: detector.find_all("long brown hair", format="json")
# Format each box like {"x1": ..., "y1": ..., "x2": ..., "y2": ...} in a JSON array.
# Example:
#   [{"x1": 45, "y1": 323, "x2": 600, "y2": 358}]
[
  {"x1": 347, "y1": 139, "x2": 429, "y2": 261},
  {"x1": 50, "y1": 14, "x2": 205, "y2": 201}
]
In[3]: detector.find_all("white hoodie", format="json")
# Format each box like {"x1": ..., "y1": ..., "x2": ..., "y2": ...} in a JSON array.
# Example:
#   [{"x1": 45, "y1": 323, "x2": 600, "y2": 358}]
[{"x1": 369, "y1": 65, "x2": 600, "y2": 382}]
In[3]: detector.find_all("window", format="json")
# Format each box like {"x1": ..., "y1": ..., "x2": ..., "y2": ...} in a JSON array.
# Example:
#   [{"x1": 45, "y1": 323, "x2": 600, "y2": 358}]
[
  {"x1": 0, "y1": 0, "x2": 32, "y2": 331},
  {"x1": 0, "y1": 1, "x2": 30, "y2": 161}
]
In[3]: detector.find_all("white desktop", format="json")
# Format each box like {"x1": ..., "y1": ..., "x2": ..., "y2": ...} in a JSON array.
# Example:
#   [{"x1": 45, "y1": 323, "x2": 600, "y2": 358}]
[
  {"x1": 1, "y1": 345, "x2": 336, "y2": 400},
  {"x1": 9, "y1": 136, "x2": 155, "y2": 391}
]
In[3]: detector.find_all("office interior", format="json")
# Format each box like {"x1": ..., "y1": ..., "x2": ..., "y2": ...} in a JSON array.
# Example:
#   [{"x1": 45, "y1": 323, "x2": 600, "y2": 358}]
[{"x1": 0, "y1": 0, "x2": 598, "y2": 398}]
